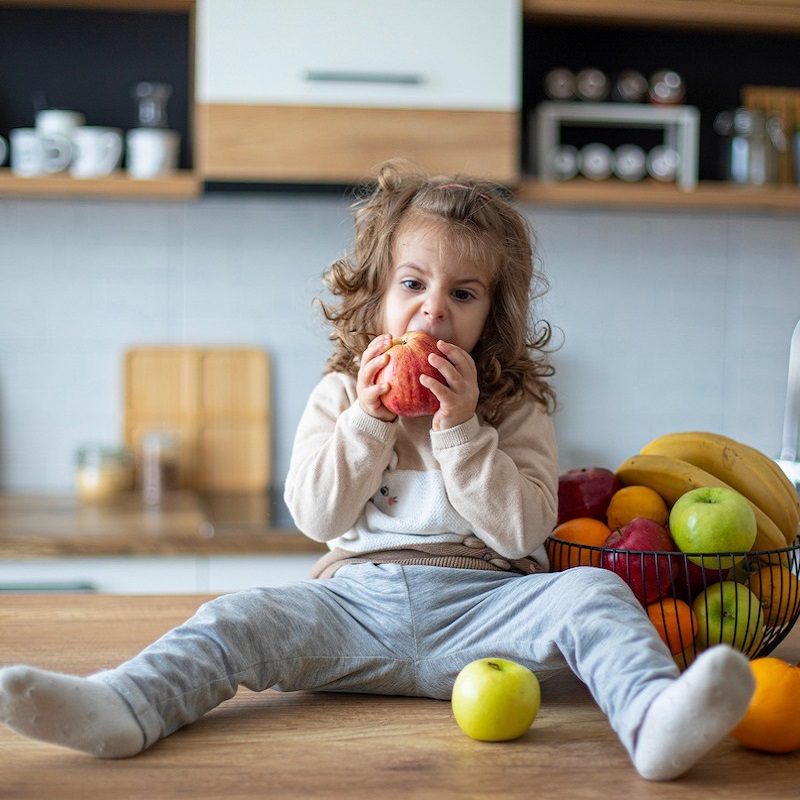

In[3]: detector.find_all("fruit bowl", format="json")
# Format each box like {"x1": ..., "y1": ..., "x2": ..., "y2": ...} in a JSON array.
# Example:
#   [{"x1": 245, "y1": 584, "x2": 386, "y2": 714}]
[{"x1": 545, "y1": 536, "x2": 800, "y2": 661}]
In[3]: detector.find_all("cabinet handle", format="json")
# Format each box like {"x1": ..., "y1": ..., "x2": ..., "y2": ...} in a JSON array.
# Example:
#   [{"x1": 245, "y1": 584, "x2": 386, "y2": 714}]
[{"x1": 303, "y1": 70, "x2": 424, "y2": 86}]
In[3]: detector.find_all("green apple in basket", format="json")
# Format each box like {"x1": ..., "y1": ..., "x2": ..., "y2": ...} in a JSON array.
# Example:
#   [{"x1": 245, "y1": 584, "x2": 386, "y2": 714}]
[
  {"x1": 669, "y1": 486, "x2": 757, "y2": 569},
  {"x1": 692, "y1": 580, "x2": 764, "y2": 656}
]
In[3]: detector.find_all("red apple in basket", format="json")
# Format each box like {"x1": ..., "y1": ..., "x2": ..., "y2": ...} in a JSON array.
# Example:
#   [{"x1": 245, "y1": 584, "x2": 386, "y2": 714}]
[
  {"x1": 670, "y1": 557, "x2": 728, "y2": 604},
  {"x1": 557, "y1": 467, "x2": 621, "y2": 525},
  {"x1": 375, "y1": 331, "x2": 445, "y2": 417},
  {"x1": 602, "y1": 517, "x2": 676, "y2": 605}
]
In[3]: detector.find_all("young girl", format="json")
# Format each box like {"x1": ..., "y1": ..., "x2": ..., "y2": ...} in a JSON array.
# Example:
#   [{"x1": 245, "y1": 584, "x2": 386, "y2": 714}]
[{"x1": 0, "y1": 161, "x2": 753, "y2": 781}]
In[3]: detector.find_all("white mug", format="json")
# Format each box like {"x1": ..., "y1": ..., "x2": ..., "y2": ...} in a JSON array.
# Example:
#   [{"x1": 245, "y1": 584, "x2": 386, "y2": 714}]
[
  {"x1": 70, "y1": 127, "x2": 123, "y2": 178},
  {"x1": 10, "y1": 128, "x2": 72, "y2": 176},
  {"x1": 36, "y1": 109, "x2": 86, "y2": 138},
  {"x1": 126, "y1": 128, "x2": 180, "y2": 179}
]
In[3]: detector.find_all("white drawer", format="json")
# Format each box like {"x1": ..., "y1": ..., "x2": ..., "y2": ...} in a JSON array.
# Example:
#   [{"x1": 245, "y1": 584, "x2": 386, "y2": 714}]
[{"x1": 196, "y1": 0, "x2": 520, "y2": 110}]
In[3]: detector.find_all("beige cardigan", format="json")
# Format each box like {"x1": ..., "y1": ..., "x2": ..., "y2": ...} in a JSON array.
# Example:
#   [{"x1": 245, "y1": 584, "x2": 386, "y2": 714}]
[{"x1": 284, "y1": 372, "x2": 559, "y2": 579}]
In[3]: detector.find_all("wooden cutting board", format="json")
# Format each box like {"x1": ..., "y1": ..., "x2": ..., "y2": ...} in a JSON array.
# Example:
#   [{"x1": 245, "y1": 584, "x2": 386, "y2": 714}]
[{"x1": 124, "y1": 347, "x2": 270, "y2": 492}]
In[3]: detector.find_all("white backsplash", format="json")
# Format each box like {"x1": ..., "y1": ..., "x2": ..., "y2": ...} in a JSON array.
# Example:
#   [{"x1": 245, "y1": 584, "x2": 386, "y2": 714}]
[{"x1": 0, "y1": 194, "x2": 798, "y2": 492}]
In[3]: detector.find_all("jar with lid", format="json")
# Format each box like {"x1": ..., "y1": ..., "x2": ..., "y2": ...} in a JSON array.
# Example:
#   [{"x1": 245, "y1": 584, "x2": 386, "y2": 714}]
[
  {"x1": 75, "y1": 445, "x2": 134, "y2": 502},
  {"x1": 714, "y1": 108, "x2": 786, "y2": 185}
]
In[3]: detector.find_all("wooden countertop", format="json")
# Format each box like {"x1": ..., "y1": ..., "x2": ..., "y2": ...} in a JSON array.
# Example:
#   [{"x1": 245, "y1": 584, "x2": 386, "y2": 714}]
[
  {"x1": 0, "y1": 492, "x2": 325, "y2": 559},
  {"x1": 1, "y1": 593, "x2": 798, "y2": 799}
]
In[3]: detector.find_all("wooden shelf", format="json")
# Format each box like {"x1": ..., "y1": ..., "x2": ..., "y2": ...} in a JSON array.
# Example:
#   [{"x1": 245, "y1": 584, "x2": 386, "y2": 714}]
[
  {"x1": 516, "y1": 177, "x2": 800, "y2": 212},
  {"x1": 522, "y1": 0, "x2": 800, "y2": 34},
  {"x1": 0, "y1": 169, "x2": 201, "y2": 199}
]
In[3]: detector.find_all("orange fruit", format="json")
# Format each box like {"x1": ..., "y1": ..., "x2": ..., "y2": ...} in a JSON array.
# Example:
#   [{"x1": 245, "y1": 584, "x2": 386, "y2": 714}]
[
  {"x1": 731, "y1": 657, "x2": 800, "y2": 753},
  {"x1": 606, "y1": 485, "x2": 669, "y2": 531},
  {"x1": 549, "y1": 517, "x2": 612, "y2": 571},
  {"x1": 646, "y1": 597, "x2": 698, "y2": 655},
  {"x1": 747, "y1": 565, "x2": 800, "y2": 628}
]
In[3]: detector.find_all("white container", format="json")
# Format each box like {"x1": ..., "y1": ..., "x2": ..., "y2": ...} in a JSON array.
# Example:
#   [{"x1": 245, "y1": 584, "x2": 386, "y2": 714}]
[
  {"x1": 10, "y1": 128, "x2": 72, "y2": 176},
  {"x1": 69, "y1": 127, "x2": 123, "y2": 178},
  {"x1": 126, "y1": 128, "x2": 180, "y2": 179}
]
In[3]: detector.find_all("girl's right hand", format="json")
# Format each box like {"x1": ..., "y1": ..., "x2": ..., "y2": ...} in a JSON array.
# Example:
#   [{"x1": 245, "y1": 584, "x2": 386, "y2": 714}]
[{"x1": 357, "y1": 333, "x2": 397, "y2": 422}]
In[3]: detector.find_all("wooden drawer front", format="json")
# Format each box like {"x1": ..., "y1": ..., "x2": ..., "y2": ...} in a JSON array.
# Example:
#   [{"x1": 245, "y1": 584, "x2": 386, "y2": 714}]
[{"x1": 196, "y1": 104, "x2": 520, "y2": 184}]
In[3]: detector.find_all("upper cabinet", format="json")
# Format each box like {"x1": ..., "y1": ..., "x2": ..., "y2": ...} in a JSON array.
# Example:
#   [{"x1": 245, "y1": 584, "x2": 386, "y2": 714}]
[
  {"x1": 194, "y1": 0, "x2": 521, "y2": 184},
  {"x1": 518, "y1": 0, "x2": 800, "y2": 210}
]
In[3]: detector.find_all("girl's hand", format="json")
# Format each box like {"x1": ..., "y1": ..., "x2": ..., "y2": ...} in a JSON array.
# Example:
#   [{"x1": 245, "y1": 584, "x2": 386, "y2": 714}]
[
  {"x1": 357, "y1": 333, "x2": 397, "y2": 422},
  {"x1": 422, "y1": 340, "x2": 480, "y2": 431}
]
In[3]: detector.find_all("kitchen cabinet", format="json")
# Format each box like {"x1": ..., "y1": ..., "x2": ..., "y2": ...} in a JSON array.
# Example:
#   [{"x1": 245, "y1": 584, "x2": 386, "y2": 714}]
[
  {"x1": 0, "y1": 554, "x2": 319, "y2": 593},
  {"x1": 519, "y1": 0, "x2": 800, "y2": 211},
  {"x1": 0, "y1": 0, "x2": 200, "y2": 200},
  {"x1": 194, "y1": 0, "x2": 521, "y2": 184}
]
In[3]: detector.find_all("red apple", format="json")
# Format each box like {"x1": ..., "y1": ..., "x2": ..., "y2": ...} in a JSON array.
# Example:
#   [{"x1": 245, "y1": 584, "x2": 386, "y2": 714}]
[
  {"x1": 375, "y1": 331, "x2": 445, "y2": 417},
  {"x1": 602, "y1": 517, "x2": 676, "y2": 605},
  {"x1": 557, "y1": 467, "x2": 621, "y2": 525},
  {"x1": 670, "y1": 557, "x2": 728, "y2": 604}
]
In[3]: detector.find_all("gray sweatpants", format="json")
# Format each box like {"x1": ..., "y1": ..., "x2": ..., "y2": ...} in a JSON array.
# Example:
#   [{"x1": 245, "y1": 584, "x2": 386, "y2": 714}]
[{"x1": 96, "y1": 564, "x2": 679, "y2": 757}]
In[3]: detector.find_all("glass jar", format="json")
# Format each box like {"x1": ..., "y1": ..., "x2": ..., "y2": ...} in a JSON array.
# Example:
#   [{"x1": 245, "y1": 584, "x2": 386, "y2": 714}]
[
  {"x1": 76, "y1": 445, "x2": 134, "y2": 502},
  {"x1": 141, "y1": 430, "x2": 182, "y2": 505}
]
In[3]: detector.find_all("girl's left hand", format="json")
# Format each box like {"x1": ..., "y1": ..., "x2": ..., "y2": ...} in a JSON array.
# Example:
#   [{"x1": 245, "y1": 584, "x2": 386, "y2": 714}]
[{"x1": 422, "y1": 340, "x2": 480, "y2": 431}]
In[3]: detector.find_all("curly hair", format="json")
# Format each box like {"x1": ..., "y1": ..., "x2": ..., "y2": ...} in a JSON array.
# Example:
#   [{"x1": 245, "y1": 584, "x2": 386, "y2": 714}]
[{"x1": 318, "y1": 160, "x2": 556, "y2": 425}]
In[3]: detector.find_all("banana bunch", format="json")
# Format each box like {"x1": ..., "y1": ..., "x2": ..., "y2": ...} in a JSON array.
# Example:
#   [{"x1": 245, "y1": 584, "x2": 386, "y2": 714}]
[{"x1": 616, "y1": 431, "x2": 799, "y2": 552}]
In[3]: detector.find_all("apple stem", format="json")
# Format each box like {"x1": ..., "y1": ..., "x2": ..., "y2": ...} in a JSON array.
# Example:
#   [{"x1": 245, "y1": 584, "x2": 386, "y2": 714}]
[{"x1": 487, "y1": 661, "x2": 501, "y2": 671}]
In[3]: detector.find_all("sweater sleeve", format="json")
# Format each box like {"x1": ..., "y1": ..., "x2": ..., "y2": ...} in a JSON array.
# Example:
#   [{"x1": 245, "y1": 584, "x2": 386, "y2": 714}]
[
  {"x1": 283, "y1": 373, "x2": 398, "y2": 542},
  {"x1": 431, "y1": 400, "x2": 559, "y2": 559}
]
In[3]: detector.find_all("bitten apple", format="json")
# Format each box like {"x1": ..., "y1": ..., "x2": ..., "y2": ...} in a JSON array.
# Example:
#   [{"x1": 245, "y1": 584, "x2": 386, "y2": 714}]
[
  {"x1": 602, "y1": 517, "x2": 676, "y2": 605},
  {"x1": 451, "y1": 658, "x2": 541, "y2": 742},
  {"x1": 557, "y1": 467, "x2": 622, "y2": 525},
  {"x1": 375, "y1": 331, "x2": 445, "y2": 417}
]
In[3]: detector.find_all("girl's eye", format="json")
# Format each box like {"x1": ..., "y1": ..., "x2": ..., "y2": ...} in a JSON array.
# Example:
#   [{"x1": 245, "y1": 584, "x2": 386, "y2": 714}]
[
  {"x1": 401, "y1": 279, "x2": 423, "y2": 291},
  {"x1": 453, "y1": 289, "x2": 475, "y2": 301}
]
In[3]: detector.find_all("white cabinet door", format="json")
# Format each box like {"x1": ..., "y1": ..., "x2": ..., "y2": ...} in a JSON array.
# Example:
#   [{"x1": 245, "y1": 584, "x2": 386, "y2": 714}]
[{"x1": 196, "y1": 0, "x2": 520, "y2": 111}]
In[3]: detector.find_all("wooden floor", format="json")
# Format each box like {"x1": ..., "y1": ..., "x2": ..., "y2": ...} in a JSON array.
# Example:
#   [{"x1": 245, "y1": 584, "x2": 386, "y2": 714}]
[{"x1": 1, "y1": 593, "x2": 798, "y2": 800}]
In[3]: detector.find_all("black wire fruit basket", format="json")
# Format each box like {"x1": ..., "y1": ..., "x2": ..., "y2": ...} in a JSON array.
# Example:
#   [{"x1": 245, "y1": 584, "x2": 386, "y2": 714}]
[{"x1": 545, "y1": 536, "x2": 800, "y2": 662}]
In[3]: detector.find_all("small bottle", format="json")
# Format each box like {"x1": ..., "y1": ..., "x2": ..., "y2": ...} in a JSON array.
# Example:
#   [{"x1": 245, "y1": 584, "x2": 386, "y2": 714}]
[
  {"x1": 75, "y1": 445, "x2": 134, "y2": 502},
  {"x1": 613, "y1": 144, "x2": 647, "y2": 181},
  {"x1": 612, "y1": 70, "x2": 648, "y2": 103},
  {"x1": 543, "y1": 68, "x2": 576, "y2": 101},
  {"x1": 550, "y1": 145, "x2": 580, "y2": 180},
  {"x1": 575, "y1": 68, "x2": 609, "y2": 102},
  {"x1": 580, "y1": 143, "x2": 614, "y2": 180},
  {"x1": 647, "y1": 146, "x2": 680, "y2": 182},
  {"x1": 649, "y1": 70, "x2": 685, "y2": 105},
  {"x1": 141, "y1": 430, "x2": 182, "y2": 505}
]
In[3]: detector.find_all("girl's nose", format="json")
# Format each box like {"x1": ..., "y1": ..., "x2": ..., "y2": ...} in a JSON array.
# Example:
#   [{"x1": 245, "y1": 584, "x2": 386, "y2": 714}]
[{"x1": 423, "y1": 294, "x2": 446, "y2": 320}]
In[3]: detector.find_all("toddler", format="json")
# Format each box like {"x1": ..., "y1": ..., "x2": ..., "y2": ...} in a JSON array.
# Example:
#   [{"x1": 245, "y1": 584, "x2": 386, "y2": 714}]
[{"x1": 0, "y1": 160, "x2": 753, "y2": 781}]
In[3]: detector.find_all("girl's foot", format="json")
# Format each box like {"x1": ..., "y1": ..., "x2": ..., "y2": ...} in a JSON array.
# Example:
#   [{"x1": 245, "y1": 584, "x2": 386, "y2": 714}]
[
  {"x1": 0, "y1": 665, "x2": 144, "y2": 758},
  {"x1": 633, "y1": 645, "x2": 755, "y2": 781}
]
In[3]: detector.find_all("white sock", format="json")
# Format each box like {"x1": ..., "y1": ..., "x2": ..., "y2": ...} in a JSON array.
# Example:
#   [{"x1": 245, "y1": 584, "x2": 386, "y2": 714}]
[
  {"x1": 0, "y1": 665, "x2": 144, "y2": 758},
  {"x1": 633, "y1": 645, "x2": 754, "y2": 781}
]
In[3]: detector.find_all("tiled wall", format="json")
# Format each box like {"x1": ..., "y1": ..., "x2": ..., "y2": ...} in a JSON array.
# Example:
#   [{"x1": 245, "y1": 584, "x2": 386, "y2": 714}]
[{"x1": 0, "y1": 194, "x2": 798, "y2": 493}]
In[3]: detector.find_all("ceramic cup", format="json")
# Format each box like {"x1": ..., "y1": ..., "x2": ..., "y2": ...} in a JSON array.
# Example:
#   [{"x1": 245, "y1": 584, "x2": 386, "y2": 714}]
[
  {"x1": 9, "y1": 128, "x2": 72, "y2": 176},
  {"x1": 35, "y1": 108, "x2": 86, "y2": 138},
  {"x1": 70, "y1": 126, "x2": 123, "y2": 178},
  {"x1": 126, "y1": 128, "x2": 180, "y2": 179}
]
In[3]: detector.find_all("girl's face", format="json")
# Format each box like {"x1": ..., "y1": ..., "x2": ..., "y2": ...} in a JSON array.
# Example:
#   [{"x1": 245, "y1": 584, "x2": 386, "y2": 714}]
[{"x1": 381, "y1": 220, "x2": 494, "y2": 353}]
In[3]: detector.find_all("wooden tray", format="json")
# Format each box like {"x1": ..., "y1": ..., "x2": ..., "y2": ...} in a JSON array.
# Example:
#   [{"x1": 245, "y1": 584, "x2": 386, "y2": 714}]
[{"x1": 124, "y1": 347, "x2": 270, "y2": 492}]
